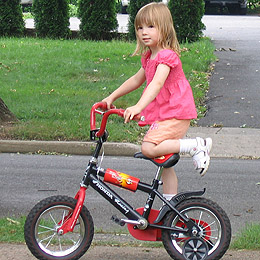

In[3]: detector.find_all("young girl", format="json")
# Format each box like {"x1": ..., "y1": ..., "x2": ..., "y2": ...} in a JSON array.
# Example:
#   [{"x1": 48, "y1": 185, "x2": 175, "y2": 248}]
[{"x1": 102, "y1": 2, "x2": 212, "y2": 201}]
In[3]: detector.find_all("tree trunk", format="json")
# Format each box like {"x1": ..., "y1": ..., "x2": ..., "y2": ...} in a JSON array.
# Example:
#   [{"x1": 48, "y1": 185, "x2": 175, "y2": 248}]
[{"x1": 0, "y1": 98, "x2": 17, "y2": 123}]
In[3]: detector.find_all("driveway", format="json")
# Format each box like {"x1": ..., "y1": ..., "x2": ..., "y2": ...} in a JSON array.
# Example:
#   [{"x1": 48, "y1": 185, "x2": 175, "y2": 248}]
[{"x1": 199, "y1": 15, "x2": 260, "y2": 128}]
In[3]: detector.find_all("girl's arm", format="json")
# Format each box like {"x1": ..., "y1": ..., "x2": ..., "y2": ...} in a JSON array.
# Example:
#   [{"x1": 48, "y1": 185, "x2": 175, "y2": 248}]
[
  {"x1": 124, "y1": 63, "x2": 170, "y2": 123},
  {"x1": 102, "y1": 67, "x2": 146, "y2": 109}
]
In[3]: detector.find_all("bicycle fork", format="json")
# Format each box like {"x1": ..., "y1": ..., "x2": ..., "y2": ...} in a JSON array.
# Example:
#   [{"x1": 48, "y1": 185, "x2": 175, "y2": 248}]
[{"x1": 57, "y1": 186, "x2": 87, "y2": 235}]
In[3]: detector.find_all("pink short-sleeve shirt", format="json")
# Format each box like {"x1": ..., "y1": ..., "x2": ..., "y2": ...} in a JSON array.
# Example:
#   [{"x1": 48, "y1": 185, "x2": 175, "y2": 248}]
[{"x1": 139, "y1": 49, "x2": 197, "y2": 125}]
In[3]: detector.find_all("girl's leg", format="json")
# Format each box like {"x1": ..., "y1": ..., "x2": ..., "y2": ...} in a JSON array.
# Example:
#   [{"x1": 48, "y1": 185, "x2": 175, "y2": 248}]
[
  {"x1": 141, "y1": 138, "x2": 212, "y2": 176},
  {"x1": 141, "y1": 139, "x2": 180, "y2": 158},
  {"x1": 142, "y1": 141, "x2": 178, "y2": 200},
  {"x1": 162, "y1": 167, "x2": 178, "y2": 195},
  {"x1": 141, "y1": 119, "x2": 212, "y2": 201},
  {"x1": 141, "y1": 138, "x2": 212, "y2": 201}
]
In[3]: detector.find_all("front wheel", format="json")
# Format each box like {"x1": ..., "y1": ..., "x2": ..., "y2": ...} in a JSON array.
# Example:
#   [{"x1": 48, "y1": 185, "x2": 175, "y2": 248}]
[
  {"x1": 24, "y1": 195, "x2": 94, "y2": 260},
  {"x1": 162, "y1": 198, "x2": 231, "y2": 260}
]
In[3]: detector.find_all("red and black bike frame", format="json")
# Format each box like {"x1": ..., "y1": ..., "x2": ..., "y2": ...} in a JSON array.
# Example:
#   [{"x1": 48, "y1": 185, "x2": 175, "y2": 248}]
[{"x1": 58, "y1": 102, "x2": 204, "y2": 237}]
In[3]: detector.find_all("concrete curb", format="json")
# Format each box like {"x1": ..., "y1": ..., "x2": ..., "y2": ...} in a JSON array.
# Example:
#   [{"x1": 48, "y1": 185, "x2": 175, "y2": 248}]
[
  {"x1": 0, "y1": 140, "x2": 140, "y2": 156},
  {"x1": 1, "y1": 127, "x2": 260, "y2": 158}
]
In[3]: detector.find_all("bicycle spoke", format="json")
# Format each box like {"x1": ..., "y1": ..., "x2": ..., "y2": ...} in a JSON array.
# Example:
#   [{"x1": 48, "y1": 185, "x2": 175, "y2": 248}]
[
  {"x1": 61, "y1": 210, "x2": 67, "y2": 225},
  {"x1": 58, "y1": 237, "x2": 63, "y2": 251},
  {"x1": 207, "y1": 228, "x2": 218, "y2": 233},
  {"x1": 38, "y1": 224, "x2": 56, "y2": 232},
  {"x1": 68, "y1": 237, "x2": 78, "y2": 245},
  {"x1": 39, "y1": 233, "x2": 56, "y2": 247},
  {"x1": 49, "y1": 212, "x2": 58, "y2": 226},
  {"x1": 204, "y1": 220, "x2": 216, "y2": 228},
  {"x1": 38, "y1": 229, "x2": 55, "y2": 235},
  {"x1": 45, "y1": 233, "x2": 56, "y2": 248},
  {"x1": 203, "y1": 237, "x2": 215, "y2": 248},
  {"x1": 203, "y1": 233, "x2": 218, "y2": 240}
]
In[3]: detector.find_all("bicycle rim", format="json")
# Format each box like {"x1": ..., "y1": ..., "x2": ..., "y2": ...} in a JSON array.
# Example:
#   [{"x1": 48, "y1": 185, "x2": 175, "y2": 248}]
[
  {"x1": 171, "y1": 206, "x2": 222, "y2": 255},
  {"x1": 35, "y1": 205, "x2": 85, "y2": 257}
]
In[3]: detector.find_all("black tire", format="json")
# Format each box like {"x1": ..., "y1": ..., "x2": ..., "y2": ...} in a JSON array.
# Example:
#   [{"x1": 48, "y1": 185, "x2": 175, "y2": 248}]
[
  {"x1": 24, "y1": 195, "x2": 94, "y2": 260},
  {"x1": 162, "y1": 198, "x2": 231, "y2": 260}
]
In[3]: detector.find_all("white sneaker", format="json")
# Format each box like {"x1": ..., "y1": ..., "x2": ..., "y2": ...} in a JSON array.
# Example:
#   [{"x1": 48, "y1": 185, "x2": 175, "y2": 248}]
[{"x1": 190, "y1": 137, "x2": 212, "y2": 176}]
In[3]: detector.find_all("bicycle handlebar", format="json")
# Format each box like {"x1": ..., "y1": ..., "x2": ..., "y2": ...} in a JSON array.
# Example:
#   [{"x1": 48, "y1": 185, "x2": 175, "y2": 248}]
[
  {"x1": 90, "y1": 102, "x2": 126, "y2": 138},
  {"x1": 90, "y1": 102, "x2": 143, "y2": 139}
]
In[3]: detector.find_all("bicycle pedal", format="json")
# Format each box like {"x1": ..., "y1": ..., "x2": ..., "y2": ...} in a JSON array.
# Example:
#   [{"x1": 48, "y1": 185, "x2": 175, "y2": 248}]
[{"x1": 111, "y1": 215, "x2": 125, "y2": 226}]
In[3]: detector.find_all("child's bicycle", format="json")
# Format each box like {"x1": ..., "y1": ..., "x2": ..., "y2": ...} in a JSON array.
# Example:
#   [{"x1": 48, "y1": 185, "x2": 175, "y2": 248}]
[{"x1": 24, "y1": 102, "x2": 231, "y2": 260}]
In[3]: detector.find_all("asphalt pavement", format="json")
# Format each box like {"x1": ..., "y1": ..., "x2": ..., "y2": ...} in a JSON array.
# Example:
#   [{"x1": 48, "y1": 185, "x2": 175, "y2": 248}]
[{"x1": 198, "y1": 15, "x2": 260, "y2": 128}]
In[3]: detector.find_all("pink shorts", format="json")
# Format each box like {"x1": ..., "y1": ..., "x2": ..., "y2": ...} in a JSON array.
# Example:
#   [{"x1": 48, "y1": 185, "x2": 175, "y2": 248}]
[{"x1": 143, "y1": 118, "x2": 190, "y2": 145}]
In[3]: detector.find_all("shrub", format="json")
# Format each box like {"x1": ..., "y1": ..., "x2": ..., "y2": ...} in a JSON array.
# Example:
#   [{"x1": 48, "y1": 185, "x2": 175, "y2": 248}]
[
  {"x1": 68, "y1": 0, "x2": 78, "y2": 17},
  {"x1": 128, "y1": 0, "x2": 161, "y2": 41},
  {"x1": 33, "y1": 0, "x2": 70, "y2": 38},
  {"x1": 78, "y1": 0, "x2": 118, "y2": 40},
  {"x1": 248, "y1": 0, "x2": 260, "y2": 9},
  {"x1": 168, "y1": 0, "x2": 205, "y2": 43},
  {"x1": 0, "y1": 0, "x2": 24, "y2": 37},
  {"x1": 68, "y1": 0, "x2": 78, "y2": 5},
  {"x1": 69, "y1": 3, "x2": 78, "y2": 17}
]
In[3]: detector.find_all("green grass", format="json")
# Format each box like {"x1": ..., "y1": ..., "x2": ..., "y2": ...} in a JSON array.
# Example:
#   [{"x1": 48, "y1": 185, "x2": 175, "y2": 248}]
[
  {"x1": 0, "y1": 217, "x2": 26, "y2": 243},
  {"x1": 0, "y1": 37, "x2": 215, "y2": 143},
  {"x1": 231, "y1": 223, "x2": 260, "y2": 250},
  {"x1": 1, "y1": 216, "x2": 260, "y2": 251}
]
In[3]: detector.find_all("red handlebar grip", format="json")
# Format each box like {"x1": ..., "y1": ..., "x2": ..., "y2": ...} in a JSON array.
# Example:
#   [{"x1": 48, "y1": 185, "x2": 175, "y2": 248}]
[
  {"x1": 90, "y1": 102, "x2": 108, "y2": 130},
  {"x1": 90, "y1": 102, "x2": 142, "y2": 139},
  {"x1": 95, "y1": 108, "x2": 125, "y2": 137}
]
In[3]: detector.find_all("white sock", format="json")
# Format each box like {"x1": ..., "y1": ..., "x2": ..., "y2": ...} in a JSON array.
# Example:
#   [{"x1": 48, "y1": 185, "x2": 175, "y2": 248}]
[
  {"x1": 163, "y1": 194, "x2": 176, "y2": 201},
  {"x1": 179, "y1": 138, "x2": 198, "y2": 154}
]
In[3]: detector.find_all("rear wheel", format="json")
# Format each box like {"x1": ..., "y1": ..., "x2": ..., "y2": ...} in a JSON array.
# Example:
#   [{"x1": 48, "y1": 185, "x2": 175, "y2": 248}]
[
  {"x1": 162, "y1": 198, "x2": 231, "y2": 260},
  {"x1": 24, "y1": 195, "x2": 94, "y2": 260}
]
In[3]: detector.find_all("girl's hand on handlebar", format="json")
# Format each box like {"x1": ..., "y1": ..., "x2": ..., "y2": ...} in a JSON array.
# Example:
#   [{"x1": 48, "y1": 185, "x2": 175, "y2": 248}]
[
  {"x1": 101, "y1": 97, "x2": 115, "y2": 110},
  {"x1": 124, "y1": 105, "x2": 141, "y2": 123}
]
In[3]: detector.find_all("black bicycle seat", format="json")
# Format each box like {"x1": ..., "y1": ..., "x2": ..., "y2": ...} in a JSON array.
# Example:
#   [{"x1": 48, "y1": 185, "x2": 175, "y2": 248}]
[{"x1": 134, "y1": 152, "x2": 180, "y2": 168}]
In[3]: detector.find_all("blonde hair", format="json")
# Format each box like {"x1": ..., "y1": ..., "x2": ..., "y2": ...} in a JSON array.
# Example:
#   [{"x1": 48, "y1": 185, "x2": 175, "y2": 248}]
[{"x1": 133, "y1": 2, "x2": 180, "y2": 56}]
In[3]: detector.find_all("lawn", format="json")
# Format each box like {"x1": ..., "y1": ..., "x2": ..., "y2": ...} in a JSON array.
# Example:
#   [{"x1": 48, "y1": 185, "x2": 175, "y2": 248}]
[{"x1": 0, "y1": 37, "x2": 215, "y2": 143}]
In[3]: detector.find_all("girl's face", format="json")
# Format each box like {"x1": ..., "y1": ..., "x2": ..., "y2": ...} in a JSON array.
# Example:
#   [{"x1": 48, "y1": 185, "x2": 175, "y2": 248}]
[{"x1": 136, "y1": 24, "x2": 161, "y2": 52}]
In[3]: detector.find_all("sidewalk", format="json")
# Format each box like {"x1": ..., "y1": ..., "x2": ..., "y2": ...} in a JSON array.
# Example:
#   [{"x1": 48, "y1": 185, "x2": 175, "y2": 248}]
[
  {"x1": 1, "y1": 127, "x2": 260, "y2": 158},
  {"x1": 25, "y1": 15, "x2": 129, "y2": 33},
  {"x1": 1, "y1": 242, "x2": 260, "y2": 260}
]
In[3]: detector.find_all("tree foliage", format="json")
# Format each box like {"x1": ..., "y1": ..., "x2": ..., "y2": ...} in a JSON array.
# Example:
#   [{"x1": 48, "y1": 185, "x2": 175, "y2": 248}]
[
  {"x1": 248, "y1": 0, "x2": 259, "y2": 9},
  {"x1": 168, "y1": 0, "x2": 205, "y2": 43},
  {"x1": 78, "y1": 0, "x2": 118, "y2": 40},
  {"x1": 33, "y1": 0, "x2": 70, "y2": 38},
  {"x1": 128, "y1": 0, "x2": 161, "y2": 41},
  {"x1": 0, "y1": 0, "x2": 24, "y2": 37}
]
